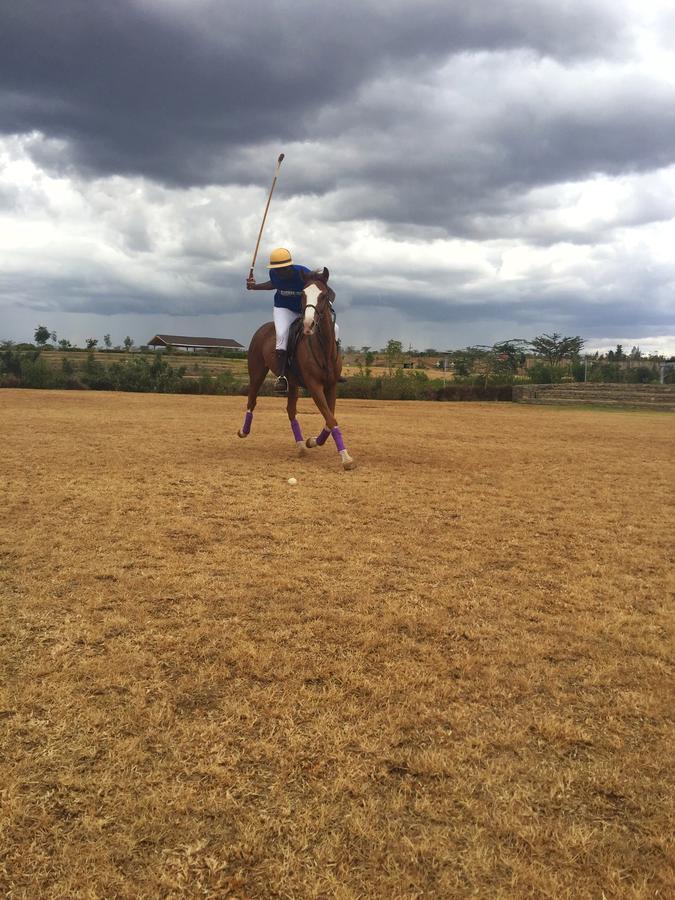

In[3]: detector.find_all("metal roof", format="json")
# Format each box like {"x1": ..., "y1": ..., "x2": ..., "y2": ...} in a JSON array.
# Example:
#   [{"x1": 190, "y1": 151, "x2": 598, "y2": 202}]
[{"x1": 148, "y1": 334, "x2": 244, "y2": 349}]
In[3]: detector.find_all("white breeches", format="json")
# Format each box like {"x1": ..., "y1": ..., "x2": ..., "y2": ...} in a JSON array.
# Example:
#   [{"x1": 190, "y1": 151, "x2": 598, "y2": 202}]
[
  {"x1": 274, "y1": 307, "x2": 301, "y2": 350},
  {"x1": 273, "y1": 306, "x2": 340, "y2": 350}
]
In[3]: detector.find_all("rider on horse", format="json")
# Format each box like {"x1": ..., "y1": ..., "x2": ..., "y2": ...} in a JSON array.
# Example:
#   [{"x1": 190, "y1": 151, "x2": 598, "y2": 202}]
[
  {"x1": 246, "y1": 247, "x2": 309, "y2": 393},
  {"x1": 239, "y1": 260, "x2": 356, "y2": 470}
]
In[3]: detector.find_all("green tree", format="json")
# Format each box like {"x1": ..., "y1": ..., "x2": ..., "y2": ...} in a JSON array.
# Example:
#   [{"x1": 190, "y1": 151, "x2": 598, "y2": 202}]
[
  {"x1": 34, "y1": 325, "x2": 51, "y2": 346},
  {"x1": 103, "y1": 334, "x2": 112, "y2": 349},
  {"x1": 58, "y1": 339, "x2": 72, "y2": 350},
  {"x1": 85, "y1": 337, "x2": 98, "y2": 350},
  {"x1": 123, "y1": 336, "x2": 135, "y2": 352},
  {"x1": 492, "y1": 340, "x2": 528, "y2": 374},
  {"x1": 529, "y1": 333, "x2": 584, "y2": 366},
  {"x1": 384, "y1": 339, "x2": 403, "y2": 373},
  {"x1": 450, "y1": 346, "x2": 490, "y2": 377}
]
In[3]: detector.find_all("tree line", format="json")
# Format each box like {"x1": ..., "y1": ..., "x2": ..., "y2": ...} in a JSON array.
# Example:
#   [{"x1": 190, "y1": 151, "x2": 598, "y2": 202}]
[
  {"x1": 1, "y1": 327, "x2": 672, "y2": 396},
  {"x1": 350, "y1": 335, "x2": 670, "y2": 384},
  {"x1": 32, "y1": 325, "x2": 135, "y2": 352}
]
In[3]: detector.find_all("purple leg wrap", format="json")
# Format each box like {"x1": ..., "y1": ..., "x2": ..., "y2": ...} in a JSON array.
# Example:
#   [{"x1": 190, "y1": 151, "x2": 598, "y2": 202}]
[
  {"x1": 242, "y1": 410, "x2": 253, "y2": 435},
  {"x1": 331, "y1": 426, "x2": 346, "y2": 452},
  {"x1": 315, "y1": 428, "x2": 331, "y2": 446},
  {"x1": 291, "y1": 419, "x2": 303, "y2": 442}
]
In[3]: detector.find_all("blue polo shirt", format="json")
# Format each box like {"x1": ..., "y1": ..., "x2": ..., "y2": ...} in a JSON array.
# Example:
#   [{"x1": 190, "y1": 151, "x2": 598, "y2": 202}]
[{"x1": 269, "y1": 265, "x2": 310, "y2": 313}]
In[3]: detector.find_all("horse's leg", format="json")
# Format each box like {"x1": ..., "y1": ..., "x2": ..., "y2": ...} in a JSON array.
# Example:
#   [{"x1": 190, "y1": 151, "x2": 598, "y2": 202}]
[
  {"x1": 305, "y1": 379, "x2": 356, "y2": 470},
  {"x1": 305, "y1": 380, "x2": 335, "y2": 448},
  {"x1": 238, "y1": 355, "x2": 268, "y2": 438},
  {"x1": 286, "y1": 383, "x2": 306, "y2": 456},
  {"x1": 326, "y1": 381, "x2": 337, "y2": 416}
]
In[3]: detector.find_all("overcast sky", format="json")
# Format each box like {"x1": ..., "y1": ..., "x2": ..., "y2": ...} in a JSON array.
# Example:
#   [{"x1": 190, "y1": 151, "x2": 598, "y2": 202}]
[{"x1": 1, "y1": 0, "x2": 674, "y2": 354}]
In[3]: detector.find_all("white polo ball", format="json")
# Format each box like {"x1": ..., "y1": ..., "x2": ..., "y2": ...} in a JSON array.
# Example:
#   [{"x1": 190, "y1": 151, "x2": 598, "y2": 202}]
[{"x1": 288, "y1": 477, "x2": 298, "y2": 485}]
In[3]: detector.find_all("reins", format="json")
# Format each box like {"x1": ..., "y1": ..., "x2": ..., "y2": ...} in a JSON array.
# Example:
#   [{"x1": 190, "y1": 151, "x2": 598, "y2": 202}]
[{"x1": 304, "y1": 294, "x2": 338, "y2": 375}]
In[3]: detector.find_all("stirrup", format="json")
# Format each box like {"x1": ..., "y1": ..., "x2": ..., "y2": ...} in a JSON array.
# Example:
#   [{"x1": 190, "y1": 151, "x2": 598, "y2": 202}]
[{"x1": 274, "y1": 375, "x2": 288, "y2": 393}]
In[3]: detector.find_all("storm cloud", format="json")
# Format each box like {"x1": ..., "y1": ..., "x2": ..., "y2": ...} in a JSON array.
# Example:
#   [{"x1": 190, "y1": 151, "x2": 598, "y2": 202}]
[{"x1": 1, "y1": 0, "x2": 674, "y2": 353}]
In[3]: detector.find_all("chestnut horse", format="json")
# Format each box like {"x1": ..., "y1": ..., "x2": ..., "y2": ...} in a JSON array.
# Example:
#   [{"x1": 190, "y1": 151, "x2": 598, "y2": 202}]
[{"x1": 237, "y1": 268, "x2": 356, "y2": 470}]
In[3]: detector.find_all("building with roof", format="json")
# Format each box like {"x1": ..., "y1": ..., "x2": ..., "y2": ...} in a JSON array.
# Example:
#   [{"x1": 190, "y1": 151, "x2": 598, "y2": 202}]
[{"x1": 147, "y1": 334, "x2": 245, "y2": 353}]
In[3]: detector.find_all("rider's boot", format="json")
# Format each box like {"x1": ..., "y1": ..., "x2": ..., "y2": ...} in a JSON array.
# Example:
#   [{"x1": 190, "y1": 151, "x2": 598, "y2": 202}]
[{"x1": 274, "y1": 350, "x2": 288, "y2": 393}]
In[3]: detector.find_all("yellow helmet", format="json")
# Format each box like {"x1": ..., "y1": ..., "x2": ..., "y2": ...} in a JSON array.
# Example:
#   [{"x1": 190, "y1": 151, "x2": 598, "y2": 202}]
[{"x1": 269, "y1": 247, "x2": 293, "y2": 269}]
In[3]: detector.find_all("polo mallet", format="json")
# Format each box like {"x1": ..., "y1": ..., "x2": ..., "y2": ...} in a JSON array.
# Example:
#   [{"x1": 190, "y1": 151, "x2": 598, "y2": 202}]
[{"x1": 248, "y1": 153, "x2": 285, "y2": 280}]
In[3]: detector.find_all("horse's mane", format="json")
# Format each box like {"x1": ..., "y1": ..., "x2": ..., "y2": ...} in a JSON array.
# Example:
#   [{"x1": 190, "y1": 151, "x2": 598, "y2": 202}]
[{"x1": 304, "y1": 266, "x2": 329, "y2": 285}]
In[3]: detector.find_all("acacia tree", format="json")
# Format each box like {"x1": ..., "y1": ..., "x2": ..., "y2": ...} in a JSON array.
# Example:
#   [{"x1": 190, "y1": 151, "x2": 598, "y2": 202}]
[
  {"x1": 529, "y1": 333, "x2": 584, "y2": 366},
  {"x1": 449, "y1": 341, "x2": 528, "y2": 383},
  {"x1": 492, "y1": 340, "x2": 529, "y2": 374}
]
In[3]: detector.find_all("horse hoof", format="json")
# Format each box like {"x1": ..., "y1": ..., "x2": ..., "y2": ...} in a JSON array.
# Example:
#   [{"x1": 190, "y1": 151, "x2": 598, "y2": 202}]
[
  {"x1": 237, "y1": 430, "x2": 248, "y2": 439},
  {"x1": 305, "y1": 438, "x2": 317, "y2": 449},
  {"x1": 296, "y1": 442, "x2": 307, "y2": 457},
  {"x1": 342, "y1": 459, "x2": 357, "y2": 471}
]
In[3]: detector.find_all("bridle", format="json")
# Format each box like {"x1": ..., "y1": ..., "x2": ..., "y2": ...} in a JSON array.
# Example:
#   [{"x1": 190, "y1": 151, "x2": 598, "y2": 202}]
[
  {"x1": 303, "y1": 282, "x2": 333, "y2": 336},
  {"x1": 302, "y1": 283, "x2": 338, "y2": 371}
]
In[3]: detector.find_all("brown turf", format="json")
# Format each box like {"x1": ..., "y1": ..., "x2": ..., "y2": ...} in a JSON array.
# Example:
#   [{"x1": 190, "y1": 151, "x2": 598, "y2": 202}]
[{"x1": 1, "y1": 390, "x2": 673, "y2": 898}]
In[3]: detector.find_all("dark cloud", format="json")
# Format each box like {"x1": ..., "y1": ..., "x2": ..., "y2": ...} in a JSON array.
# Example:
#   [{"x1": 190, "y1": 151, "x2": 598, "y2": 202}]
[
  {"x1": 296, "y1": 56, "x2": 675, "y2": 235},
  {"x1": 0, "y1": 0, "x2": 631, "y2": 190},
  {"x1": 349, "y1": 283, "x2": 673, "y2": 342}
]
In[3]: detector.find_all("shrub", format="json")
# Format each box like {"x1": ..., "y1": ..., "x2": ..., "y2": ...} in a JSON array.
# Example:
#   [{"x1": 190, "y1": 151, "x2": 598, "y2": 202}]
[
  {"x1": 179, "y1": 378, "x2": 202, "y2": 394},
  {"x1": 20, "y1": 355, "x2": 59, "y2": 388},
  {"x1": 588, "y1": 363, "x2": 622, "y2": 383},
  {"x1": 527, "y1": 363, "x2": 564, "y2": 384},
  {"x1": 380, "y1": 370, "x2": 434, "y2": 400},
  {"x1": 338, "y1": 373, "x2": 382, "y2": 399},
  {"x1": 1, "y1": 345, "x2": 35, "y2": 377},
  {"x1": 80, "y1": 353, "x2": 116, "y2": 390},
  {"x1": 625, "y1": 366, "x2": 658, "y2": 384},
  {"x1": 336, "y1": 372, "x2": 512, "y2": 402}
]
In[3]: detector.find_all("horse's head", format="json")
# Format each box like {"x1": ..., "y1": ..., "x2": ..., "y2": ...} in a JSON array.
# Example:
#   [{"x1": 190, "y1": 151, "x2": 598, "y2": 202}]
[{"x1": 302, "y1": 268, "x2": 335, "y2": 336}]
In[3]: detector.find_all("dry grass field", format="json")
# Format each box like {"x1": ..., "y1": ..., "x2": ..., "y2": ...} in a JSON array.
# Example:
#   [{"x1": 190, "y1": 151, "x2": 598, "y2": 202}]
[{"x1": 1, "y1": 390, "x2": 673, "y2": 898}]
